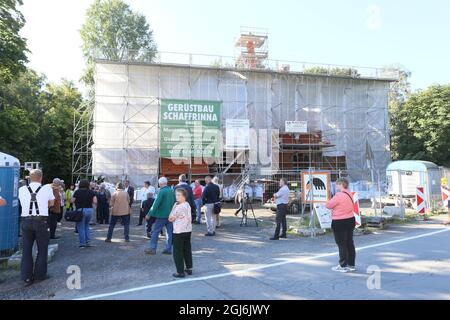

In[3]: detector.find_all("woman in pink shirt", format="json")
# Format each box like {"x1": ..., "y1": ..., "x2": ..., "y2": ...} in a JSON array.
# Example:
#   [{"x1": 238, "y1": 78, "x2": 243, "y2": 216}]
[{"x1": 326, "y1": 178, "x2": 356, "y2": 273}]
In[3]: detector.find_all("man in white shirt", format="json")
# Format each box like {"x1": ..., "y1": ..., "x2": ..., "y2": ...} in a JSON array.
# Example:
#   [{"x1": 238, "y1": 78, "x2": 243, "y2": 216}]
[
  {"x1": 137, "y1": 181, "x2": 156, "y2": 226},
  {"x1": 18, "y1": 169, "x2": 55, "y2": 286},
  {"x1": 141, "y1": 181, "x2": 156, "y2": 199},
  {"x1": 270, "y1": 178, "x2": 290, "y2": 241}
]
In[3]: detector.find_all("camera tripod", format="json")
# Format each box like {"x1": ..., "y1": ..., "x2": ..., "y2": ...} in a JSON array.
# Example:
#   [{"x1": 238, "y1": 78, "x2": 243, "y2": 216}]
[{"x1": 240, "y1": 194, "x2": 258, "y2": 227}]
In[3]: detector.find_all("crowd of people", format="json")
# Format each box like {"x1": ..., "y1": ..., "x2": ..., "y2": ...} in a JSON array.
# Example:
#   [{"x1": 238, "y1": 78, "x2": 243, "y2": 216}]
[
  {"x1": 17, "y1": 168, "x2": 450, "y2": 287},
  {"x1": 17, "y1": 170, "x2": 222, "y2": 285}
]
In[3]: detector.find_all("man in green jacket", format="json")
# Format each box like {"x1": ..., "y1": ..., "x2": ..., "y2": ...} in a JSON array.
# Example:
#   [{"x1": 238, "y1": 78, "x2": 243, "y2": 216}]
[{"x1": 145, "y1": 177, "x2": 175, "y2": 255}]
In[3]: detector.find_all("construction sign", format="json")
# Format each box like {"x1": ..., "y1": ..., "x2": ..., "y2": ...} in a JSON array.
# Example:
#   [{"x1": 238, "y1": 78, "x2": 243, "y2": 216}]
[
  {"x1": 159, "y1": 99, "x2": 222, "y2": 158},
  {"x1": 301, "y1": 171, "x2": 331, "y2": 203},
  {"x1": 416, "y1": 186, "x2": 426, "y2": 215},
  {"x1": 351, "y1": 192, "x2": 362, "y2": 228}
]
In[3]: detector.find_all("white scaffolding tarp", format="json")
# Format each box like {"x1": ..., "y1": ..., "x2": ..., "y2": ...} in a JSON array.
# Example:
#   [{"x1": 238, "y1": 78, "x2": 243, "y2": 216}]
[{"x1": 93, "y1": 62, "x2": 391, "y2": 186}]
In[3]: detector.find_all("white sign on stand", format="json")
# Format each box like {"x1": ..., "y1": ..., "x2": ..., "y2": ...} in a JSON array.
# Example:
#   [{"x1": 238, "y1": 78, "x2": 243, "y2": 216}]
[
  {"x1": 314, "y1": 204, "x2": 332, "y2": 229},
  {"x1": 285, "y1": 121, "x2": 308, "y2": 133},
  {"x1": 225, "y1": 119, "x2": 250, "y2": 150},
  {"x1": 301, "y1": 171, "x2": 331, "y2": 203}
]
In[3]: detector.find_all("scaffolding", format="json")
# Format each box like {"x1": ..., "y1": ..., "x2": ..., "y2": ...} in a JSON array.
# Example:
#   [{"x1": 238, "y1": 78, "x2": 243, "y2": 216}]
[
  {"x1": 79, "y1": 51, "x2": 397, "y2": 189},
  {"x1": 235, "y1": 26, "x2": 269, "y2": 70},
  {"x1": 71, "y1": 97, "x2": 94, "y2": 184}
]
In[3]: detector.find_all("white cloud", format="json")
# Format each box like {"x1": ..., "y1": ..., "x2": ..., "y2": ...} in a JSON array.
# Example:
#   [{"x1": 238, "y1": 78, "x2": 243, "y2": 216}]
[{"x1": 367, "y1": 5, "x2": 382, "y2": 31}]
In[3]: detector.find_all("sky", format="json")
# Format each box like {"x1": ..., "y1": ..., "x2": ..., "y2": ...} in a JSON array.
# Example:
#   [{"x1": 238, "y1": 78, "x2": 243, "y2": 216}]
[{"x1": 20, "y1": 0, "x2": 450, "y2": 91}]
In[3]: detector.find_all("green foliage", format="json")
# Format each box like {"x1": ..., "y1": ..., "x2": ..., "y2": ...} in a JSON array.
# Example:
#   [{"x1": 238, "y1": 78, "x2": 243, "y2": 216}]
[
  {"x1": 303, "y1": 66, "x2": 360, "y2": 77},
  {"x1": 80, "y1": 0, "x2": 158, "y2": 85},
  {"x1": 0, "y1": 70, "x2": 83, "y2": 183},
  {"x1": 393, "y1": 85, "x2": 450, "y2": 166},
  {"x1": 0, "y1": 0, "x2": 28, "y2": 83},
  {"x1": 389, "y1": 67, "x2": 450, "y2": 166},
  {"x1": 388, "y1": 66, "x2": 412, "y2": 160},
  {"x1": 0, "y1": 107, "x2": 38, "y2": 162},
  {"x1": 37, "y1": 81, "x2": 83, "y2": 183}
]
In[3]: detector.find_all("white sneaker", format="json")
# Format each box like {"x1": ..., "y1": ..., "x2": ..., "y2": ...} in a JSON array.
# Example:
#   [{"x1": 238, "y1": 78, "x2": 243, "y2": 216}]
[
  {"x1": 332, "y1": 265, "x2": 349, "y2": 273},
  {"x1": 346, "y1": 266, "x2": 356, "y2": 272}
]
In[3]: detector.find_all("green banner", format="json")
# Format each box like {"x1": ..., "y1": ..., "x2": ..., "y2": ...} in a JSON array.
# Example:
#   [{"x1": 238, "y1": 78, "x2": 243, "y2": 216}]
[{"x1": 160, "y1": 99, "x2": 222, "y2": 158}]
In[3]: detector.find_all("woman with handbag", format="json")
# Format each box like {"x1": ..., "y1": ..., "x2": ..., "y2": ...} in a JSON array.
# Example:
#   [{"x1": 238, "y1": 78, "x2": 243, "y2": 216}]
[
  {"x1": 71, "y1": 180, "x2": 97, "y2": 249},
  {"x1": 326, "y1": 178, "x2": 356, "y2": 273}
]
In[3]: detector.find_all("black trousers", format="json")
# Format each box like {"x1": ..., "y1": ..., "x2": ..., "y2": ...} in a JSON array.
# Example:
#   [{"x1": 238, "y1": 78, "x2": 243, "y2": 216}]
[
  {"x1": 138, "y1": 210, "x2": 146, "y2": 225},
  {"x1": 57, "y1": 207, "x2": 64, "y2": 222},
  {"x1": 332, "y1": 217, "x2": 356, "y2": 267},
  {"x1": 98, "y1": 205, "x2": 110, "y2": 224},
  {"x1": 274, "y1": 204, "x2": 288, "y2": 238},
  {"x1": 235, "y1": 202, "x2": 244, "y2": 216},
  {"x1": 172, "y1": 232, "x2": 193, "y2": 274},
  {"x1": 146, "y1": 216, "x2": 156, "y2": 233},
  {"x1": 21, "y1": 217, "x2": 50, "y2": 281},
  {"x1": 48, "y1": 213, "x2": 58, "y2": 238}
]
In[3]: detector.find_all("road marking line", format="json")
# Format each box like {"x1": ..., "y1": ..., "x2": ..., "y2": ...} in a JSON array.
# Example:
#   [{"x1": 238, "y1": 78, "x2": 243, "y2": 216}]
[{"x1": 75, "y1": 228, "x2": 450, "y2": 300}]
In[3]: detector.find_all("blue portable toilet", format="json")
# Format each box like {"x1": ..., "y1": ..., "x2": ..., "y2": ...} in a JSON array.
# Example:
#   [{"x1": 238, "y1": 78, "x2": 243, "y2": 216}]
[{"x1": 0, "y1": 152, "x2": 21, "y2": 252}]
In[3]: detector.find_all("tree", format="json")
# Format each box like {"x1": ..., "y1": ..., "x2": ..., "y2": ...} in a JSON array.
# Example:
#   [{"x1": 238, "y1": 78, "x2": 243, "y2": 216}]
[
  {"x1": 36, "y1": 81, "x2": 83, "y2": 183},
  {"x1": 0, "y1": 0, "x2": 28, "y2": 84},
  {"x1": 0, "y1": 68, "x2": 84, "y2": 183},
  {"x1": 0, "y1": 69, "x2": 46, "y2": 114},
  {"x1": 387, "y1": 66, "x2": 412, "y2": 160},
  {"x1": 80, "y1": 0, "x2": 158, "y2": 85},
  {"x1": 393, "y1": 85, "x2": 450, "y2": 166},
  {"x1": 0, "y1": 107, "x2": 38, "y2": 163},
  {"x1": 0, "y1": 69, "x2": 44, "y2": 162}
]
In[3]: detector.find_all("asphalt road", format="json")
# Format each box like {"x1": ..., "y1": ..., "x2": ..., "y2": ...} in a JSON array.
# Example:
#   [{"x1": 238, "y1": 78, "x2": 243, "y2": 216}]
[
  {"x1": 1, "y1": 206, "x2": 449, "y2": 300},
  {"x1": 77, "y1": 223, "x2": 450, "y2": 300}
]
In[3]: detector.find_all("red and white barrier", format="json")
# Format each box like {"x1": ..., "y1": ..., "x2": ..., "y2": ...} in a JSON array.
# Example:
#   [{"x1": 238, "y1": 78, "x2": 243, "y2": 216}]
[
  {"x1": 416, "y1": 186, "x2": 426, "y2": 215},
  {"x1": 442, "y1": 187, "x2": 450, "y2": 209},
  {"x1": 351, "y1": 192, "x2": 361, "y2": 228}
]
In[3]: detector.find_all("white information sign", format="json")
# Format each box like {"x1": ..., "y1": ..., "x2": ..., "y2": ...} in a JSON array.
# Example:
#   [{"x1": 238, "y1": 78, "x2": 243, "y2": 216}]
[
  {"x1": 225, "y1": 119, "x2": 250, "y2": 150},
  {"x1": 314, "y1": 204, "x2": 332, "y2": 229},
  {"x1": 285, "y1": 121, "x2": 308, "y2": 133}
]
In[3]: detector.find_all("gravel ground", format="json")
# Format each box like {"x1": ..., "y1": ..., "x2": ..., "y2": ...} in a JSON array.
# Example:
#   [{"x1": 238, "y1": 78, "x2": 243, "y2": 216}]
[{"x1": 0, "y1": 203, "x2": 447, "y2": 300}]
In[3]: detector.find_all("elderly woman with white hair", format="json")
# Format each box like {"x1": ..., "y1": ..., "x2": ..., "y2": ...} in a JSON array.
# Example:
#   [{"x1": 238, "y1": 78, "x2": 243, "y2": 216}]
[
  {"x1": 145, "y1": 177, "x2": 175, "y2": 255},
  {"x1": 96, "y1": 183, "x2": 110, "y2": 224}
]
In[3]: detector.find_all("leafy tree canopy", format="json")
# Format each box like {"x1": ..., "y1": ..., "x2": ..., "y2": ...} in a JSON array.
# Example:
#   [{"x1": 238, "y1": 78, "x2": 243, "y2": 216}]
[
  {"x1": 393, "y1": 84, "x2": 450, "y2": 166},
  {"x1": 80, "y1": 0, "x2": 158, "y2": 85},
  {"x1": 0, "y1": 0, "x2": 28, "y2": 83}
]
